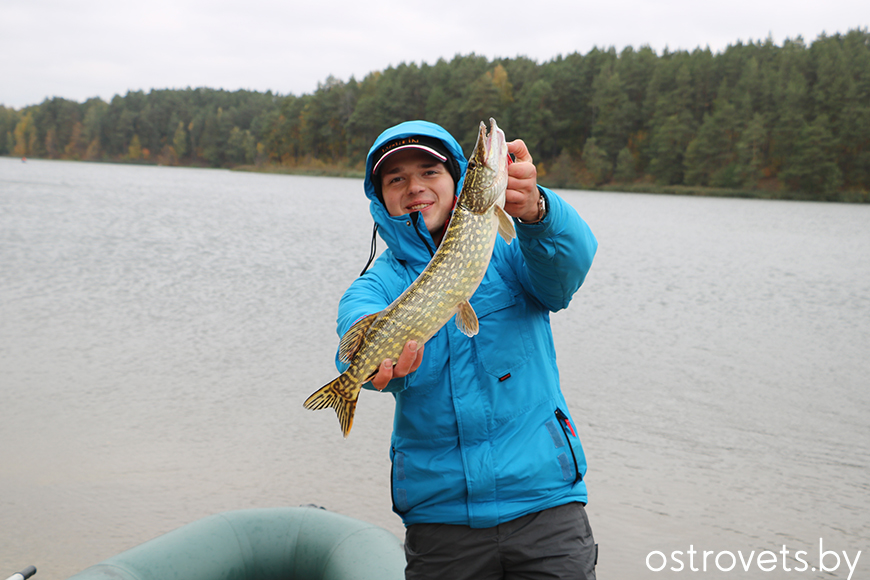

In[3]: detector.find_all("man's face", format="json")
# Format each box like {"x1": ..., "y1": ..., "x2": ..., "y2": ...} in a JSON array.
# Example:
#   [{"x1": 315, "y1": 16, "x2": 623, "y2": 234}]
[{"x1": 379, "y1": 149, "x2": 456, "y2": 244}]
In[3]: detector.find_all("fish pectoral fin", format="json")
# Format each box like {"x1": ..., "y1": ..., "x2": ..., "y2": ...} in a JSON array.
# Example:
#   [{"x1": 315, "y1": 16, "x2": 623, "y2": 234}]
[
  {"x1": 338, "y1": 312, "x2": 379, "y2": 364},
  {"x1": 455, "y1": 300, "x2": 479, "y2": 337},
  {"x1": 303, "y1": 374, "x2": 359, "y2": 438},
  {"x1": 496, "y1": 205, "x2": 516, "y2": 244}
]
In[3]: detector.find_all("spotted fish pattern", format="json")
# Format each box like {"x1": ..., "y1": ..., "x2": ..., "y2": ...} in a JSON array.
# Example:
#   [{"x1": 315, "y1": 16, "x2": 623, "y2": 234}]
[{"x1": 303, "y1": 118, "x2": 516, "y2": 437}]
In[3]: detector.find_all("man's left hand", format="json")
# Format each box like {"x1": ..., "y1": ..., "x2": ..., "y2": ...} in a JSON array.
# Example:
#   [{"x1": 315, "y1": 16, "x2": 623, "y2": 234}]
[{"x1": 504, "y1": 139, "x2": 541, "y2": 223}]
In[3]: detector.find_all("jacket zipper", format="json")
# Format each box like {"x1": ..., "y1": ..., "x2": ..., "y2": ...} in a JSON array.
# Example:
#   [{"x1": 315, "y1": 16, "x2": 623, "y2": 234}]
[
  {"x1": 554, "y1": 408, "x2": 582, "y2": 483},
  {"x1": 410, "y1": 211, "x2": 435, "y2": 258}
]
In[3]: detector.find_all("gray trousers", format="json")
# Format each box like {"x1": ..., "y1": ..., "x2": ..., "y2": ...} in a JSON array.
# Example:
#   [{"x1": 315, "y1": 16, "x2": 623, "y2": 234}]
[{"x1": 404, "y1": 502, "x2": 597, "y2": 580}]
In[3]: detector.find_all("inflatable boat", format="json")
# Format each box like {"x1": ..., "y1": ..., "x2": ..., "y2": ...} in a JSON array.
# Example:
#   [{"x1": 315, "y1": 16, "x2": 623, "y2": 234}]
[{"x1": 65, "y1": 507, "x2": 405, "y2": 580}]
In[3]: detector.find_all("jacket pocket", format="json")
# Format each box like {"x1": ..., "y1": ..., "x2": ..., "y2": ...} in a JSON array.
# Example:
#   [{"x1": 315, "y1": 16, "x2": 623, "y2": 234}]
[
  {"x1": 547, "y1": 408, "x2": 583, "y2": 483},
  {"x1": 470, "y1": 268, "x2": 532, "y2": 376},
  {"x1": 390, "y1": 447, "x2": 409, "y2": 514},
  {"x1": 389, "y1": 438, "x2": 466, "y2": 518}
]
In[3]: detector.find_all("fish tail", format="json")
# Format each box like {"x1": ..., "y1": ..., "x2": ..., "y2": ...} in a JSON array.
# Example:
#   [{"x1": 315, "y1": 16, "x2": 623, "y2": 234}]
[{"x1": 303, "y1": 374, "x2": 358, "y2": 438}]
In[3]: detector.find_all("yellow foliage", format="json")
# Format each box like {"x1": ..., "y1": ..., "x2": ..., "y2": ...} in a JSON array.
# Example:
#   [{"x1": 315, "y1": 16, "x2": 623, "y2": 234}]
[
  {"x1": 127, "y1": 135, "x2": 143, "y2": 160},
  {"x1": 485, "y1": 64, "x2": 514, "y2": 104},
  {"x1": 85, "y1": 138, "x2": 102, "y2": 160},
  {"x1": 13, "y1": 112, "x2": 37, "y2": 157},
  {"x1": 64, "y1": 122, "x2": 86, "y2": 160}
]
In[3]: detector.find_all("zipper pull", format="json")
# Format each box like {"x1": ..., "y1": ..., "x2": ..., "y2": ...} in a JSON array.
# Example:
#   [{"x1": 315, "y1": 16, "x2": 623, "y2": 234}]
[{"x1": 555, "y1": 409, "x2": 577, "y2": 438}]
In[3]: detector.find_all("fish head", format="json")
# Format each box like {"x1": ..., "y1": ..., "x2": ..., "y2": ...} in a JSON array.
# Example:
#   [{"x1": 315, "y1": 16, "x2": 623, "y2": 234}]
[{"x1": 459, "y1": 118, "x2": 508, "y2": 213}]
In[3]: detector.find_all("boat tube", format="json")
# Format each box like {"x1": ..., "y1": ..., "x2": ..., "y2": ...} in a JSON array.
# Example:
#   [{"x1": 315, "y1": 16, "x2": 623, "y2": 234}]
[{"x1": 65, "y1": 507, "x2": 405, "y2": 580}]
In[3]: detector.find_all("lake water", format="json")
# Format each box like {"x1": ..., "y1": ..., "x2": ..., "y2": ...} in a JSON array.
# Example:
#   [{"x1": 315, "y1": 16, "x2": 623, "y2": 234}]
[{"x1": 1, "y1": 157, "x2": 868, "y2": 579}]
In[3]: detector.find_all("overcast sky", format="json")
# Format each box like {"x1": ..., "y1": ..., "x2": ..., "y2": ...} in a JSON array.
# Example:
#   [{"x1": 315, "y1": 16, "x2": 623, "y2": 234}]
[{"x1": 1, "y1": 0, "x2": 867, "y2": 109}]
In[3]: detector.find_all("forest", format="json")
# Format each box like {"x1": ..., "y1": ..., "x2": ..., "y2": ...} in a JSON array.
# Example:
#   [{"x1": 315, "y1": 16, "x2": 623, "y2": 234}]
[{"x1": 2, "y1": 28, "x2": 868, "y2": 202}]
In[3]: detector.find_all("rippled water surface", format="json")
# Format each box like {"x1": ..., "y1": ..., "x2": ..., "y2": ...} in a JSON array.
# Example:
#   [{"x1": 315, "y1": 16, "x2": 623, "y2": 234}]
[{"x1": 1, "y1": 158, "x2": 868, "y2": 579}]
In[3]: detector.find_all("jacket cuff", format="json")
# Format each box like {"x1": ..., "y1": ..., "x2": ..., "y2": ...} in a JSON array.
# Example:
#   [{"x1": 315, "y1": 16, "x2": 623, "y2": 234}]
[{"x1": 515, "y1": 186, "x2": 560, "y2": 239}]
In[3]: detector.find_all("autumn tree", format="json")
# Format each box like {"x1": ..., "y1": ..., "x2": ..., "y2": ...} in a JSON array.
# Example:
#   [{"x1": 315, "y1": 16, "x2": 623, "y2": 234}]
[{"x1": 13, "y1": 111, "x2": 38, "y2": 157}]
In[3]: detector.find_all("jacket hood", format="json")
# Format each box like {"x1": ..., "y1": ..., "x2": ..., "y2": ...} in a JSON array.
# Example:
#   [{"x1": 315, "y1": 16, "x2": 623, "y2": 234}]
[{"x1": 363, "y1": 121, "x2": 468, "y2": 267}]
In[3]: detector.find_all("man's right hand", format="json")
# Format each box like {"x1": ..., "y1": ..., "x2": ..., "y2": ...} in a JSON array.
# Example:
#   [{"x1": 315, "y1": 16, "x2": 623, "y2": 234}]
[{"x1": 371, "y1": 340, "x2": 425, "y2": 391}]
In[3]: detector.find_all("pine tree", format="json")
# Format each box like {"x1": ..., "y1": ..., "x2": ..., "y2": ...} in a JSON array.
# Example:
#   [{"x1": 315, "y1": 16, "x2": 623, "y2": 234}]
[
  {"x1": 591, "y1": 65, "x2": 631, "y2": 162},
  {"x1": 735, "y1": 113, "x2": 768, "y2": 188},
  {"x1": 683, "y1": 90, "x2": 739, "y2": 186},
  {"x1": 614, "y1": 146, "x2": 638, "y2": 183},
  {"x1": 581, "y1": 137, "x2": 611, "y2": 185},
  {"x1": 172, "y1": 121, "x2": 187, "y2": 159},
  {"x1": 780, "y1": 114, "x2": 843, "y2": 197}
]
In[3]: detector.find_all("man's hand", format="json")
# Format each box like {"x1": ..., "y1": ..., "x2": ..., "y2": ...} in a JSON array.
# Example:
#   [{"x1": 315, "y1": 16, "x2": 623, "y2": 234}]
[
  {"x1": 371, "y1": 340, "x2": 425, "y2": 391},
  {"x1": 504, "y1": 139, "x2": 541, "y2": 223}
]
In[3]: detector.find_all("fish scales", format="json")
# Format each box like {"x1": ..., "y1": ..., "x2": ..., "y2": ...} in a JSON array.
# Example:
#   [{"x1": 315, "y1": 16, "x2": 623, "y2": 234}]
[{"x1": 303, "y1": 118, "x2": 515, "y2": 437}]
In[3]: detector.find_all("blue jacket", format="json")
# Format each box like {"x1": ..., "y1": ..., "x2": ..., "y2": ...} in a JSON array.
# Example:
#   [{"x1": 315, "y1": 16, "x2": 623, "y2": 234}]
[{"x1": 336, "y1": 120, "x2": 598, "y2": 528}]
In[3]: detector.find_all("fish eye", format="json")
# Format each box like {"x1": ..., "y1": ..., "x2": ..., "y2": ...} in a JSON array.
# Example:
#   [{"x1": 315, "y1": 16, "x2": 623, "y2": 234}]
[{"x1": 466, "y1": 161, "x2": 477, "y2": 171}]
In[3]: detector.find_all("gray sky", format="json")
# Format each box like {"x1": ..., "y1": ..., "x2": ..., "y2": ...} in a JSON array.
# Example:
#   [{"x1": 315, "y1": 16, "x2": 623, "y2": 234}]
[{"x1": 1, "y1": 0, "x2": 867, "y2": 109}]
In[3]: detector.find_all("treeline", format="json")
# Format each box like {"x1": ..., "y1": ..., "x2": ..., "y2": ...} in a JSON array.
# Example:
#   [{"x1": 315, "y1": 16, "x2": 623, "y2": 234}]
[{"x1": 2, "y1": 28, "x2": 869, "y2": 201}]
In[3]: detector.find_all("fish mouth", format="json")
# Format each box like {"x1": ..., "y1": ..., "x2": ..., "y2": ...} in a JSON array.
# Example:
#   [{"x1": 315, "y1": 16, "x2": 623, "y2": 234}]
[
  {"x1": 476, "y1": 118, "x2": 507, "y2": 169},
  {"x1": 461, "y1": 118, "x2": 510, "y2": 212}
]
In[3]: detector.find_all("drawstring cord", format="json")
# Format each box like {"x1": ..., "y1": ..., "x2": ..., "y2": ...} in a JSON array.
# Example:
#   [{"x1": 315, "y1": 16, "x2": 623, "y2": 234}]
[
  {"x1": 359, "y1": 222, "x2": 379, "y2": 276},
  {"x1": 359, "y1": 210, "x2": 439, "y2": 277}
]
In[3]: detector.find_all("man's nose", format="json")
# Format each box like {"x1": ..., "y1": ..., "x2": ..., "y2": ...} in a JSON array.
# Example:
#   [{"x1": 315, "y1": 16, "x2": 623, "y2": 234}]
[{"x1": 407, "y1": 174, "x2": 426, "y2": 193}]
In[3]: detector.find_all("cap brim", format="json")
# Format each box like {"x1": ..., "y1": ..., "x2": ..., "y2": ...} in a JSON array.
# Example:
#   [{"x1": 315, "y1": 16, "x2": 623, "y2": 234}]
[{"x1": 372, "y1": 144, "x2": 448, "y2": 174}]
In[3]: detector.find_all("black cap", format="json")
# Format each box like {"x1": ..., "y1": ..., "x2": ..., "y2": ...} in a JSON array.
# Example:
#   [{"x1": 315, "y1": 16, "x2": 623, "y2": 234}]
[{"x1": 371, "y1": 135, "x2": 461, "y2": 201}]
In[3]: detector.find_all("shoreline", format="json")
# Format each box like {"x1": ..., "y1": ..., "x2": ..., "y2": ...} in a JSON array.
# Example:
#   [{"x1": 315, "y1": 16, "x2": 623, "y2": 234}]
[
  {"x1": 232, "y1": 162, "x2": 869, "y2": 203},
  {"x1": 6, "y1": 155, "x2": 867, "y2": 202}
]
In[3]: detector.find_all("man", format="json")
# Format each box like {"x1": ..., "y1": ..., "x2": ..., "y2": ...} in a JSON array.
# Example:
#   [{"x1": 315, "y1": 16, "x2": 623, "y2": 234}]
[{"x1": 336, "y1": 120, "x2": 598, "y2": 579}]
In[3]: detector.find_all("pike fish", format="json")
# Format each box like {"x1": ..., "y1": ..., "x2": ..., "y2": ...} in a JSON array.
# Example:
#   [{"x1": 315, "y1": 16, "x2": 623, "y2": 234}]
[{"x1": 303, "y1": 118, "x2": 516, "y2": 437}]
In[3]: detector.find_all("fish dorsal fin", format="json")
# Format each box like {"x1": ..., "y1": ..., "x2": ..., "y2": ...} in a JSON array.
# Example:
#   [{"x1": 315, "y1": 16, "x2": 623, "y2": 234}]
[
  {"x1": 496, "y1": 205, "x2": 516, "y2": 244},
  {"x1": 338, "y1": 313, "x2": 379, "y2": 363},
  {"x1": 455, "y1": 300, "x2": 479, "y2": 337}
]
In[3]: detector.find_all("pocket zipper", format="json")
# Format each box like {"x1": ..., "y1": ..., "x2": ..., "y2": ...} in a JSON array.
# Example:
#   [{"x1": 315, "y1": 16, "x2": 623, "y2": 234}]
[
  {"x1": 390, "y1": 446, "x2": 407, "y2": 514},
  {"x1": 555, "y1": 408, "x2": 582, "y2": 483}
]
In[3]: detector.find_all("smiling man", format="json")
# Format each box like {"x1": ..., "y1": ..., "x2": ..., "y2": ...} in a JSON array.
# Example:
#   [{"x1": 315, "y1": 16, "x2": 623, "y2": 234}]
[
  {"x1": 376, "y1": 140, "x2": 457, "y2": 245},
  {"x1": 334, "y1": 120, "x2": 599, "y2": 580}
]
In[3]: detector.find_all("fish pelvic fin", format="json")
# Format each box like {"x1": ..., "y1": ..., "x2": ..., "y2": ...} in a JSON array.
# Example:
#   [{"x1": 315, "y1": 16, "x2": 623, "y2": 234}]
[
  {"x1": 496, "y1": 205, "x2": 516, "y2": 244},
  {"x1": 455, "y1": 299, "x2": 479, "y2": 337},
  {"x1": 303, "y1": 374, "x2": 358, "y2": 438},
  {"x1": 338, "y1": 313, "x2": 379, "y2": 364}
]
